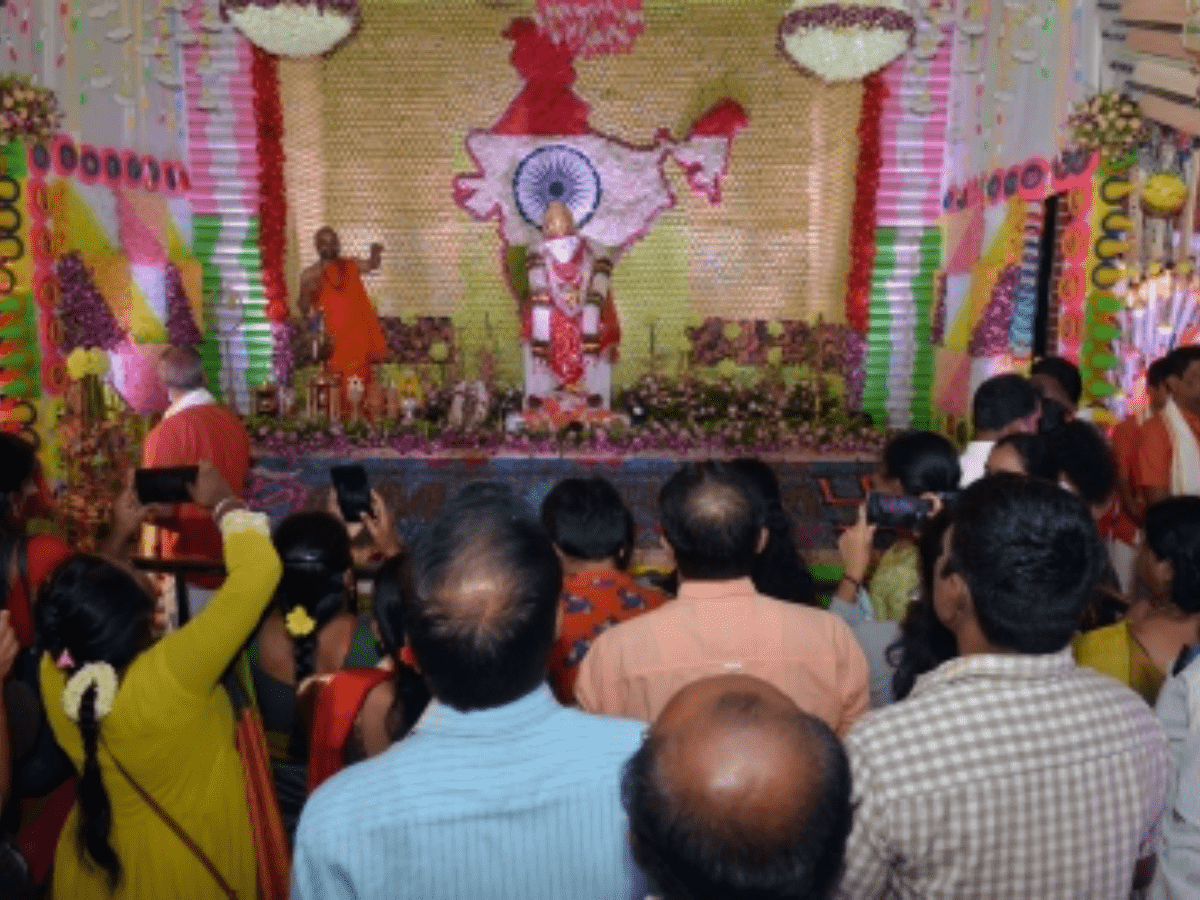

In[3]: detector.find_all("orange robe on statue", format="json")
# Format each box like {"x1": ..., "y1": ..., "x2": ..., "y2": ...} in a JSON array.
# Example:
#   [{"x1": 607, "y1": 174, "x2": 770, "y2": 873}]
[{"x1": 314, "y1": 260, "x2": 391, "y2": 381}]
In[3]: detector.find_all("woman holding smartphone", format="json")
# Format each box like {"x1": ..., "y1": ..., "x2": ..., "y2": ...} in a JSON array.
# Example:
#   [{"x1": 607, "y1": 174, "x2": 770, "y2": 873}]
[
  {"x1": 832, "y1": 430, "x2": 960, "y2": 621},
  {"x1": 36, "y1": 462, "x2": 280, "y2": 899}
]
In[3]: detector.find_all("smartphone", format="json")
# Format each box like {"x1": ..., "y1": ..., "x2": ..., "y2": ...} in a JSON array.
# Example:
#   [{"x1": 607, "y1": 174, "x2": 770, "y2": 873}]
[
  {"x1": 135, "y1": 466, "x2": 199, "y2": 504},
  {"x1": 865, "y1": 492, "x2": 933, "y2": 530},
  {"x1": 330, "y1": 464, "x2": 371, "y2": 523}
]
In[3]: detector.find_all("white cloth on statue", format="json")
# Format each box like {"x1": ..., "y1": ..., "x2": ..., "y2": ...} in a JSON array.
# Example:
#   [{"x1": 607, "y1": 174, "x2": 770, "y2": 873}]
[
  {"x1": 1164, "y1": 398, "x2": 1200, "y2": 495},
  {"x1": 524, "y1": 237, "x2": 614, "y2": 405},
  {"x1": 523, "y1": 346, "x2": 613, "y2": 408}
]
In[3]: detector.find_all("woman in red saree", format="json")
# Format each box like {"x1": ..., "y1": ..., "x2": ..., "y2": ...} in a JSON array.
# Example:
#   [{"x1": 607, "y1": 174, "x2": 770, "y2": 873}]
[{"x1": 308, "y1": 554, "x2": 430, "y2": 792}]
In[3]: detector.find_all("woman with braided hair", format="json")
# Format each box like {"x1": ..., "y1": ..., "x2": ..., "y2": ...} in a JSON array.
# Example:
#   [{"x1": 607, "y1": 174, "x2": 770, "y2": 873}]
[
  {"x1": 250, "y1": 509, "x2": 380, "y2": 838},
  {"x1": 34, "y1": 461, "x2": 282, "y2": 899}
]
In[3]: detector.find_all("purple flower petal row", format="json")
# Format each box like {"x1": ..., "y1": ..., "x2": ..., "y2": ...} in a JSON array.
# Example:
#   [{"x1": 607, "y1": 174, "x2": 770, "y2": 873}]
[{"x1": 779, "y1": 3, "x2": 914, "y2": 35}]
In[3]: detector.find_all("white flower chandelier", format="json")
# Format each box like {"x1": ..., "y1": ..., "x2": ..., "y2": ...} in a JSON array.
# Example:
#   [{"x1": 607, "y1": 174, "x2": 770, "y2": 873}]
[
  {"x1": 222, "y1": 0, "x2": 360, "y2": 58},
  {"x1": 778, "y1": 0, "x2": 915, "y2": 83}
]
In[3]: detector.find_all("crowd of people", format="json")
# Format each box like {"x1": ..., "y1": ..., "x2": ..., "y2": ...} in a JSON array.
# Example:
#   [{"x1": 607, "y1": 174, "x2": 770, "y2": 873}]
[{"x1": 3, "y1": 344, "x2": 1200, "y2": 899}]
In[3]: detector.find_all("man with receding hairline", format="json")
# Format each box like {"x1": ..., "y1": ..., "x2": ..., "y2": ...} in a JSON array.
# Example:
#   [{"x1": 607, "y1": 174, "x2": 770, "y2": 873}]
[
  {"x1": 623, "y1": 673, "x2": 852, "y2": 900},
  {"x1": 576, "y1": 461, "x2": 868, "y2": 735},
  {"x1": 142, "y1": 344, "x2": 249, "y2": 617},
  {"x1": 292, "y1": 484, "x2": 648, "y2": 900}
]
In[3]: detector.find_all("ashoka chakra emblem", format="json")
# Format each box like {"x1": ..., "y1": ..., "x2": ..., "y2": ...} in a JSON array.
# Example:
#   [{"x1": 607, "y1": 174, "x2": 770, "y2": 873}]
[{"x1": 513, "y1": 144, "x2": 601, "y2": 230}]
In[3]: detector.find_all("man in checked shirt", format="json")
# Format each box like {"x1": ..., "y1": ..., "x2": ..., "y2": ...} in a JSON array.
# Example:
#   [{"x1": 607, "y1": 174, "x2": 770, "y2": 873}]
[{"x1": 834, "y1": 473, "x2": 1169, "y2": 900}]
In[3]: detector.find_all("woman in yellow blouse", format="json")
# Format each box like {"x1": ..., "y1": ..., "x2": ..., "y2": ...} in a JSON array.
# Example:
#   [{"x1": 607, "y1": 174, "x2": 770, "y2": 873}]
[
  {"x1": 835, "y1": 431, "x2": 961, "y2": 621},
  {"x1": 35, "y1": 461, "x2": 282, "y2": 899},
  {"x1": 1074, "y1": 496, "x2": 1200, "y2": 705}
]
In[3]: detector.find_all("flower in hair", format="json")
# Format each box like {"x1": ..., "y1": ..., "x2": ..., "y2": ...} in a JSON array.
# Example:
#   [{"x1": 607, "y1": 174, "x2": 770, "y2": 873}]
[
  {"x1": 284, "y1": 605, "x2": 317, "y2": 638},
  {"x1": 55, "y1": 648, "x2": 76, "y2": 670},
  {"x1": 62, "y1": 662, "x2": 119, "y2": 723}
]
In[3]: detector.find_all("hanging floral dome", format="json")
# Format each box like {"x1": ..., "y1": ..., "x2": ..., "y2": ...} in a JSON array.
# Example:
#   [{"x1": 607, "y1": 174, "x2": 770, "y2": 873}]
[
  {"x1": 777, "y1": 0, "x2": 914, "y2": 82},
  {"x1": 221, "y1": 0, "x2": 360, "y2": 58}
]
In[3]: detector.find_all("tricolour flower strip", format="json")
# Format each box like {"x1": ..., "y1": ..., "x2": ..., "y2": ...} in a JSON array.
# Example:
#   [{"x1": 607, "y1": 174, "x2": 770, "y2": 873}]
[
  {"x1": 183, "y1": 0, "x2": 271, "y2": 411},
  {"x1": 860, "y1": 21, "x2": 950, "y2": 427}
]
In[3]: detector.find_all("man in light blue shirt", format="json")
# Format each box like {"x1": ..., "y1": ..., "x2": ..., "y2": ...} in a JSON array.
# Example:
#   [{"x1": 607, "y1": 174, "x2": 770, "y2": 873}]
[{"x1": 292, "y1": 484, "x2": 648, "y2": 900}]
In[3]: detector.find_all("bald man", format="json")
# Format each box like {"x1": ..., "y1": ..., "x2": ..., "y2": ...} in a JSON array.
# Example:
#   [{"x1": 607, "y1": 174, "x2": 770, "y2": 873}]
[
  {"x1": 624, "y1": 674, "x2": 852, "y2": 900},
  {"x1": 293, "y1": 484, "x2": 648, "y2": 900},
  {"x1": 143, "y1": 345, "x2": 249, "y2": 617},
  {"x1": 298, "y1": 227, "x2": 390, "y2": 406},
  {"x1": 577, "y1": 461, "x2": 868, "y2": 735}
]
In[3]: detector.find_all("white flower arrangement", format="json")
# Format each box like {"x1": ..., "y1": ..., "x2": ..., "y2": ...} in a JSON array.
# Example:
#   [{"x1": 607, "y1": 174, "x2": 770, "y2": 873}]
[
  {"x1": 778, "y1": 0, "x2": 915, "y2": 83},
  {"x1": 62, "y1": 662, "x2": 119, "y2": 723},
  {"x1": 224, "y1": 0, "x2": 359, "y2": 58}
]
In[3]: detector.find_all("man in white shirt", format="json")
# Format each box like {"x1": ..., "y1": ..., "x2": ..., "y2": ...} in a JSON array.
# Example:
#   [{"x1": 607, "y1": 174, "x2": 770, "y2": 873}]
[{"x1": 959, "y1": 373, "x2": 1040, "y2": 486}]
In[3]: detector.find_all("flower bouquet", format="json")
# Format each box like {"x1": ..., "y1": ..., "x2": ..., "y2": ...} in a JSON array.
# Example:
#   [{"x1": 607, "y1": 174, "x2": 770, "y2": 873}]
[{"x1": 0, "y1": 73, "x2": 61, "y2": 146}]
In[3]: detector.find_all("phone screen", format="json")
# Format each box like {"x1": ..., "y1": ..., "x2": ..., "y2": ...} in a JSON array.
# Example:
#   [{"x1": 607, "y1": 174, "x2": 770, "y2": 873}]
[
  {"x1": 330, "y1": 464, "x2": 371, "y2": 523},
  {"x1": 865, "y1": 492, "x2": 933, "y2": 530},
  {"x1": 135, "y1": 466, "x2": 199, "y2": 504}
]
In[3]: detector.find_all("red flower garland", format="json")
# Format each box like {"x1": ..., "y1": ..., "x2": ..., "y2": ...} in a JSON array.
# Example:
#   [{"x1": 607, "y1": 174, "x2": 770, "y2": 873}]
[
  {"x1": 844, "y1": 72, "x2": 886, "y2": 333},
  {"x1": 252, "y1": 45, "x2": 289, "y2": 324}
]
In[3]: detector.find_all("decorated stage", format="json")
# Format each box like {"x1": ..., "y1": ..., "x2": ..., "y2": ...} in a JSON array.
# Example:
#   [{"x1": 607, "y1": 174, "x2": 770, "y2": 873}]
[{"x1": 247, "y1": 451, "x2": 876, "y2": 559}]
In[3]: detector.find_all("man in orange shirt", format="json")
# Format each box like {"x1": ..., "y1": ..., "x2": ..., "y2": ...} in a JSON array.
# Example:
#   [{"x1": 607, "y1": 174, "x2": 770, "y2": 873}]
[
  {"x1": 1137, "y1": 346, "x2": 1200, "y2": 504},
  {"x1": 540, "y1": 476, "x2": 666, "y2": 704},
  {"x1": 575, "y1": 462, "x2": 869, "y2": 736},
  {"x1": 143, "y1": 345, "x2": 250, "y2": 617},
  {"x1": 1109, "y1": 357, "x2": 1170, "y2": 593}
]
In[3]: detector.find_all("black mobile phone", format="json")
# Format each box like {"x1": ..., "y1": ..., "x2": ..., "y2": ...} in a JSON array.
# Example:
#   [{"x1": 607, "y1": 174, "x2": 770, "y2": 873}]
[
  {"x1": 330, "y1": 464, "x2": 371, "y2": 523},
  {"x1": 135, "y1": 466, "x2": 199, "y2": 504},
  {"x1": 865, "y1": 492, "x2": 933, "y2": 530}
]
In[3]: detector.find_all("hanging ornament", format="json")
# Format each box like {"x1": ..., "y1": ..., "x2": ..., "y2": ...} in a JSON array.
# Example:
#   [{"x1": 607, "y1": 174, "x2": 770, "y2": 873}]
[
  {"x1": 220, "y1": 0, "x2": 360, "y2": 58},
  {"x1": 778, "y1": 0, "x2": 915, "y2": 82},
  {"x1": 535, "y1": 0, "x2": 645, "y2": 58},
  {"x1": 1143, "y1": 170, "x2": 1188, "y2": 219}
]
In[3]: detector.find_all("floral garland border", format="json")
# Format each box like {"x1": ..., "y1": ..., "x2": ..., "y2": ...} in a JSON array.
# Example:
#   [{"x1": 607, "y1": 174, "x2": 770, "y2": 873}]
[
  {"x1": 845, "y1": 71, "x2": 886, "y2": 333},
  {"x1": 252, "y1": 45, "x2": 289, "y2": 324}
]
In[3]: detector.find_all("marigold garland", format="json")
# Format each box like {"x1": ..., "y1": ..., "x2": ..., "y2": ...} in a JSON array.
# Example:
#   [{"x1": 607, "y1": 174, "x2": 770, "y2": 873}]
[
  {"x1": 844, "y1": 71, "x2": 886, "y2": 333},
  {"x1": 252, "y1": 46, "x2": 289, "y2": 325}
]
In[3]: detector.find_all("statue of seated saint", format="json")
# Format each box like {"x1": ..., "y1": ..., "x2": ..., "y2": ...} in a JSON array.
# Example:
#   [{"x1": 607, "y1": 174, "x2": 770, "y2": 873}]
[{"x1": 521, "y1": 201, "x2": 620, "y2": 410}]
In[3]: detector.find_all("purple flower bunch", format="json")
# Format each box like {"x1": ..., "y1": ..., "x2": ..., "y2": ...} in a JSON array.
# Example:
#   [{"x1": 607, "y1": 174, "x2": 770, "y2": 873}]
[
  {"x1": 685, "y1": 317, "x2": 862, "y2": 372},
  {"x1": 165, "y1": 263, "x2": 203, "y2": 347},
  {"x1": 969, "y1": 264, "x2": 1019, "y2": 357},
  {"x1": 843, "y1": 329, "x2": 866, "y2": 412},
  {"x1": 272, "y1": 320, "x2": 298, "y2": 387},
  {"x1": 381, "y1": 316, "x2": 456, "y2": 365},
  {"x1": 55, "y1": 252, "x2": 125, "y2": 352}
]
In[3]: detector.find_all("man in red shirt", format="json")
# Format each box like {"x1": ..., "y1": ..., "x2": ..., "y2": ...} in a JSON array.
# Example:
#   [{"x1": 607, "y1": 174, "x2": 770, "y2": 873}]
[
  {"x1": 1137, "y1": 346, "x2": 1200, "y2": 504},
  {"x1": 540, "y1": 476, "x2": 665, "y2": 704},
  {"x1": 142, "y1": 345, "x2": 250, "y2": 617}
]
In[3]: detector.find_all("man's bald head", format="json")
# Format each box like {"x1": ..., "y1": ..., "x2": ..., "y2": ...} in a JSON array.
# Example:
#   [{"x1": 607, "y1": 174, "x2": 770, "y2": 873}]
[
  {"x1": 406, "y1": 485, "x2": 562, "y2": 711},
  {"x1": 158, "y1": 345, "x2": 205, "y2": 394},
  {"x1": 623, "y1": 675, "x2": 852, "y2": 900},
  {"x1": 659, "y1": 462, "x2": 766, "y2": 581}
]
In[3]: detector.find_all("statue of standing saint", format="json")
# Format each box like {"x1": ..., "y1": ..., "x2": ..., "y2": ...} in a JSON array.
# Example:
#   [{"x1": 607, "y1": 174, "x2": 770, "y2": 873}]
[{"x1": 521, "y1": 201, "x2": 621, "y2": 408}]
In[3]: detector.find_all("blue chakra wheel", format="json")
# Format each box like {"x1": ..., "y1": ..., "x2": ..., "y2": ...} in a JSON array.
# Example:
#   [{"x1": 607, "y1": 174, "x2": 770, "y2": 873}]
[{"x1": 513, "y1": 144, "x2": 601, "y2": 231}]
